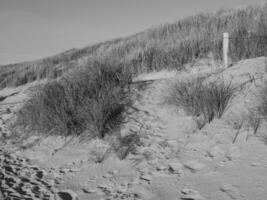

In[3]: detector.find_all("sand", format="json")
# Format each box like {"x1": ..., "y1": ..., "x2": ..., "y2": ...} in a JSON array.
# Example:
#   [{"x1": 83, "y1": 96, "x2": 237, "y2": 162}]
[{"x1": 1, "y1": 57, "x2": 267, "y2": 200}]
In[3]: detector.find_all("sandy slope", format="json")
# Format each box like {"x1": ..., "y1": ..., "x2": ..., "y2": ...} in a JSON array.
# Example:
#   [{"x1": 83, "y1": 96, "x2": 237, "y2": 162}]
[{"x1": 1, "y1": 57, "x2": 267, "y2": 200}]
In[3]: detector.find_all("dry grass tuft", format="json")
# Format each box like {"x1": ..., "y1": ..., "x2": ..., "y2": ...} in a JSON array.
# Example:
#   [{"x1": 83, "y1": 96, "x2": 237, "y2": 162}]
[
  {"x1": 259, "y1": 82, "x2": 267, "y2": 120},
  {"x1": 15, "y1": 60, "x2": 132, "y2": 138},
  {"x1": 169, "y1": 76, "x2": 236, "y2": 127},
  {"x1": 247, "y1": 109, "x2": 262, "y2": 135},
  {"x1": 114, "y1": 133, "x2": 142, "y2": 160}
]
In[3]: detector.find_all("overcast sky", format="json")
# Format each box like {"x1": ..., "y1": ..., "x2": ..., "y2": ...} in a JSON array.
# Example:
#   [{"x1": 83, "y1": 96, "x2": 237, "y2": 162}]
[{"x1": 0, "y1": 0, "x2": 264, "y2": 65}]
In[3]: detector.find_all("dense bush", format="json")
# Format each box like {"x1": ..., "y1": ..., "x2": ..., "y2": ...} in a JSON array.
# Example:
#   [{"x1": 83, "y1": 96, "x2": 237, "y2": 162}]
[
  {"x1": 16, "y1": 60, "x2": 132, "y2": 138},
  {"x1": 169, "y1": 76, "x2": 236, "y2": 126}
]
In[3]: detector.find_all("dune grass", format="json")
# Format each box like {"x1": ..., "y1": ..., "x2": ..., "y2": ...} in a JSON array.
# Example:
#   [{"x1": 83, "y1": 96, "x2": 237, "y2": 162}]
[
  {"x1": 169, "y1": 76, "x2": 236, "y2": 127},
  {"x1": 259, "y1": 81, "x2": 267, "y2": 120},
  {"x1": 1, "y1": 3, "x2": 267, "y2": 88},
  {"x1": 257, "y1": 81, "x2": 267, "y2": 145},
  {"x1": 15, "y1": 60, "x2": 132, "y2": 138}
]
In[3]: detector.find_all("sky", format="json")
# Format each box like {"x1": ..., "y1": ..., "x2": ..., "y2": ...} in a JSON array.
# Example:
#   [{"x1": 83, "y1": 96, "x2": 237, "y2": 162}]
[{"x1": 0, "y1": 0, "x2": 265, "y2": 65}]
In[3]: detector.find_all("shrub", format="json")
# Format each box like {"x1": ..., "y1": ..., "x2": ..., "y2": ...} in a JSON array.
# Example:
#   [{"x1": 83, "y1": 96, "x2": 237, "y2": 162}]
[
  {"x1": 16, "y1": 60, "x2": 132, "y2": 138},
  {"x1": 169, "y1": 76, "x2": 236, "y2": 126}
]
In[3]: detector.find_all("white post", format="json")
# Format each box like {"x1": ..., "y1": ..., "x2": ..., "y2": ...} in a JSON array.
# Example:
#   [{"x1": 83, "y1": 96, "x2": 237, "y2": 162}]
[{"x1": 223, "y1": 32, "x2": 229, "y2": 68}]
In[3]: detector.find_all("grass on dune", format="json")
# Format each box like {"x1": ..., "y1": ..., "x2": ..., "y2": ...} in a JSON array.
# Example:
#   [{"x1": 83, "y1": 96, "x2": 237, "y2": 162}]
[
  {"x1": 1, "y1": 3, "x2": 267, "y2": 88},
  {"x1": 169, "y1": 76, "x2": 236, "y2": 127},
  {"x1": 259, "y1": 81, "x2": 267, "y2": 120},
  {"x1": 15, "y1": 60, "x2": 132, "y2": 138}
]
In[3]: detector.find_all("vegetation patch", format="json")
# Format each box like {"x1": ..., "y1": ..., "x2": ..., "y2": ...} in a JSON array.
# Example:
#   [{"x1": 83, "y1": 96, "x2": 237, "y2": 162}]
[
  {"x1": 16, "y1": 60, "x2": 132, "y2": 138},
  {"x1": 1, "y1": 3, "x2": 267, "y2": 88},
  {"x1": 259, "y1": 81, "x2": 267, "y2": 120},
  {"x1": 169, "y1": 76, "x2": 236, "y2": 127}
]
